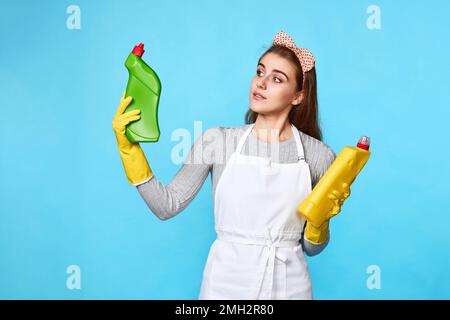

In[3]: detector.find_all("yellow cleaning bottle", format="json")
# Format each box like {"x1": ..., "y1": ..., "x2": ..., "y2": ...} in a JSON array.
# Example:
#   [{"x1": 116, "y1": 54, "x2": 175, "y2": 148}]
[{"x1": 297, "y1": 136, "x2": 371, "y2": 243}]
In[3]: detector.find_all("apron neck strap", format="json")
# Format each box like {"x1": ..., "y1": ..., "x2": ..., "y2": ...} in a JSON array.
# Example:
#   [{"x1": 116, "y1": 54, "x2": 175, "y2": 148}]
[
  {"x1": 235, "y1": 123, "x2": 306, "y2": 161},
  {"x1": 291, "y1": 123, "x2": 306, "y2": 162}
]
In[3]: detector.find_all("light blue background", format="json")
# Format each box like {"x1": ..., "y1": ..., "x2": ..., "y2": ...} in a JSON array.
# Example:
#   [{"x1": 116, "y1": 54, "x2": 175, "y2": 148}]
[{"x1": 1, "y1": 0, "x2": 449, "y2": 299}]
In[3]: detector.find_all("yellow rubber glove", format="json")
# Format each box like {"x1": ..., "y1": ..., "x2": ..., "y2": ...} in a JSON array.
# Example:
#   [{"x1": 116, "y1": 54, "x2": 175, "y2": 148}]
[
  {"x1": 303, "y1": 182, "x2": 351, "y2": 244},
  {"x1": 304, "y1": 220, "x2": 330, "y2": 245},
  {"x1": 112, "y1": 92, "x2": 153, "y2": 186}
]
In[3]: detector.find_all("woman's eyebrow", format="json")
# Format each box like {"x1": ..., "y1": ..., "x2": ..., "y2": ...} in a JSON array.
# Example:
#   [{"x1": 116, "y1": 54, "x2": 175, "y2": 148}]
[{"x1": 257, "y1": 63, "x2": 289, "y2": 80}]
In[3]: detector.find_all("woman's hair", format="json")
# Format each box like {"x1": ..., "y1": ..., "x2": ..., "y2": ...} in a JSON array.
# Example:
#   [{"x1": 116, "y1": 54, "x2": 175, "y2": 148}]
[{"x1": 244, "y1": 45, "x2": 322, "y2": 141}]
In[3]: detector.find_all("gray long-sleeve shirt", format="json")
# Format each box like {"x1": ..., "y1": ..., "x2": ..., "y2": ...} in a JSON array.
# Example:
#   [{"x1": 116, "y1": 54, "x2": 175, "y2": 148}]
[{"x1": 136, "y1": 124, "x2": 337, "y2": 256}]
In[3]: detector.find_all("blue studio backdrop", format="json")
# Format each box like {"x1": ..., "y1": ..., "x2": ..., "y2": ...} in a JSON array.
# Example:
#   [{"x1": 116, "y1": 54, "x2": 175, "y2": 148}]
[{"x1": 1, "y1": 0, "x2": 449, "y2": 299}]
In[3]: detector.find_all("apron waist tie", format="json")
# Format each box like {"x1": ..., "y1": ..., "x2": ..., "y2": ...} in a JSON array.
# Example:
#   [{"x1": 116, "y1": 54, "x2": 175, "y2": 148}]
[{"x1": 216, "y1": 226, "x2": 302, "y2": 299}]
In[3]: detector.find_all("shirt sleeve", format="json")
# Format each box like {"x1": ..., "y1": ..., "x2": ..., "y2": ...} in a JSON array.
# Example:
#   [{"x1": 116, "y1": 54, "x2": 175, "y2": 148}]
[
  {"x1": 135, "y1": 128, "x2": 214, "y2": 221},
  {"x1": 302, "y1": 146, "x2": 337, "y2": 256}
]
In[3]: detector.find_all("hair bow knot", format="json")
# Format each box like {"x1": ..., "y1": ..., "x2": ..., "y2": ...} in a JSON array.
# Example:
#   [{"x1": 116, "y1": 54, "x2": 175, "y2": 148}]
[{"x1": 273, "y1": 30, "x2": 315, "y2": 74}]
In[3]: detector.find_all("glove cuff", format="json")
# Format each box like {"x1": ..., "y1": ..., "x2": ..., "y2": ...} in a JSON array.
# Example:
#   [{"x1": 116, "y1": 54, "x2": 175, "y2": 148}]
[
  {"x1": 132, "y1": 175, "x2": 154, "y2": 186},
  {"x1": 304, "y1": 220, "x2": 329, "y2": 245},
  {"x1": 118, "y1": 143, "x2": 154, "y2": 185}
]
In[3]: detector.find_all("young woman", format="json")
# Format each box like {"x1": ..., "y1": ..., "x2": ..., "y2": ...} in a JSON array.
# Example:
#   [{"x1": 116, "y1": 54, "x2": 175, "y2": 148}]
[{"x1": 112, "y1": 31, "x2": 340, "y2": 300}]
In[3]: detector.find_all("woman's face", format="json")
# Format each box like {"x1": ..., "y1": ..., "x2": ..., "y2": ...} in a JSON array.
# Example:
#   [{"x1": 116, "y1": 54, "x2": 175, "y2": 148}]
[{"x1": 249, "y1": 52, "x2": 303, "y2": 116}]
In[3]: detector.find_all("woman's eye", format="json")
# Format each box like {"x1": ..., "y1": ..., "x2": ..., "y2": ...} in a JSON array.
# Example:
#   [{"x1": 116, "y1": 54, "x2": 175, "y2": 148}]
[{"x1": 256, "y1": 70, "x2": 282, "y2": 83}]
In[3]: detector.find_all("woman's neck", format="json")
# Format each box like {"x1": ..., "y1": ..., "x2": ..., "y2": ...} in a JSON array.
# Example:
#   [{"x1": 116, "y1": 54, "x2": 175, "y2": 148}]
[{"x1": 252, "y1": 115, "x2": 292, "y2": 143}]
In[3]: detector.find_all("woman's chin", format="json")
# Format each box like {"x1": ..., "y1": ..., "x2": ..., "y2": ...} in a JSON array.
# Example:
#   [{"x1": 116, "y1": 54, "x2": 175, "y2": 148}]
[{"x1": 250, "y1": 104, "x2": 270, "y2": 114}]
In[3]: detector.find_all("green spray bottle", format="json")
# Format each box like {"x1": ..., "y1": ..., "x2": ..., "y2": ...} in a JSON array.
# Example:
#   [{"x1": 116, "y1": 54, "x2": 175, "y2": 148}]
[{"x1": 124, "y1": 43, "x2": 161, "y2": 143}]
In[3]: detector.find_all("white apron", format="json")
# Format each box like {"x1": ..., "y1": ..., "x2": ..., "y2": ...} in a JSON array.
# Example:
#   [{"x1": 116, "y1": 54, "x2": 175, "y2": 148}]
[{"x1": 199, "y1": 123, "x2": 313, "y2": 300}]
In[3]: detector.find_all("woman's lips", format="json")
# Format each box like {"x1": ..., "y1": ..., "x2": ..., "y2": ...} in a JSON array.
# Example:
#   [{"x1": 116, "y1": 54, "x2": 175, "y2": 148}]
[{"x1": 253, "y1": 92, "x2": 267, "y2": 101}]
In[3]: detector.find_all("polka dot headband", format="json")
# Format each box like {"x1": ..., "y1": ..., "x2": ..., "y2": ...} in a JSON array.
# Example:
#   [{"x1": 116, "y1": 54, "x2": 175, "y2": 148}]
[{"x1": 273, "y1": 30, "x2": 315, "y2": 87}]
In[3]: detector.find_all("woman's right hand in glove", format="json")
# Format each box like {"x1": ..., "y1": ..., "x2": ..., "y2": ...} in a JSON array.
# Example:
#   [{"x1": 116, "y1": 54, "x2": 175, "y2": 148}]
[
  {"x1": 302, "y1": 182, "x2": 351, "y2": 245},
  {"x1": 112, "y1": 92, "x2": 153, "y2": 186}
]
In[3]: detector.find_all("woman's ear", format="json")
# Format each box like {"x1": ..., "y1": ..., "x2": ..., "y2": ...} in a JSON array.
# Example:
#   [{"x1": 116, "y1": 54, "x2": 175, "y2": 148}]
[{"x1": 292, "y1": 90, "x2": 304, "y2": 106}]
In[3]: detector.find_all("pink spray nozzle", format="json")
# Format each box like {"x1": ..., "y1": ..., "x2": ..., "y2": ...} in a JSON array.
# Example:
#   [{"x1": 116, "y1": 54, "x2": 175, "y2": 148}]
[
  {"x1": 132, "y1": 43, "x2": 145, "y2": 57},
  {"x1": 357, "y1": 136, "x2": 371, "y2": 150}
]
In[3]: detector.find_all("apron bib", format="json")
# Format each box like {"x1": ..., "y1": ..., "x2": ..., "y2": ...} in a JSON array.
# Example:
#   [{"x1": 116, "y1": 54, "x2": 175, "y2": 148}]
[{"x1": 199, "y1": 123, "x2": 313, "y2": 300}]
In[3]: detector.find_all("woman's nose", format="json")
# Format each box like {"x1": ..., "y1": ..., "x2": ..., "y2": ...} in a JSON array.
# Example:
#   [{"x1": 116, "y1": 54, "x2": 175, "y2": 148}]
[{"x1": 257, "y1": 77, "x2": 267, "y2": 89}]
